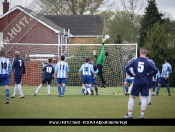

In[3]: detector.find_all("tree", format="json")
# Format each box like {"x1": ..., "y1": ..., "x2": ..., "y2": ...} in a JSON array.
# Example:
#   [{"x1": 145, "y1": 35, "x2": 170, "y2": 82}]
[
  {"x1": 145, "y1": 22, "x2": 175, "y2": 86},
  {"x1": 139, "y1": 0, "x2": 164, "y2": 47},
  {"x1": 108, "y1": 11, "x2": 142, "y2": 43},
  {"x1": 38, "y1": 0, "x2": 106, "y2": 15}
]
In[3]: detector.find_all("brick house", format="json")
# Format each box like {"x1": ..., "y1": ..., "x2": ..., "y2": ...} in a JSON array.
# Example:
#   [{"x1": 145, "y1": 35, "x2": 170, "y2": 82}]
[{"x1": 0, "y1": 0, "x2": 104, "y2": 85}]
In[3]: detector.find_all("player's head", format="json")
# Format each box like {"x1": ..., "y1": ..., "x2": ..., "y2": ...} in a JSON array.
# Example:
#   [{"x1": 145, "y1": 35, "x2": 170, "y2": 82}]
[
  {"x1": 139, "y1": 47, "x2": 148, "y2": 57},
  {"x1": 14, "y1": 51, "x2": 20, "y2": 58},
  {"x1": 0, "y1": 50, "x2": 5, "y2": 57},
  {"x1": 146, "y1": 51, "x2": 149, "y2": 58},
  {"x1": 165, "y1": 58, "x2": 169, "y2": 62},
  {"x1": 105, "y1": 51, "x2": 108, "y2": 56},
  {"x1": 48, "y1": 58, "x2": 53, "y2": 63},
  {"x1": 61, "y1": 55, "x2": 65, "y2": 61},
  {"x1": 85, "y1": 57, "x2": 90, "y2": 62}
]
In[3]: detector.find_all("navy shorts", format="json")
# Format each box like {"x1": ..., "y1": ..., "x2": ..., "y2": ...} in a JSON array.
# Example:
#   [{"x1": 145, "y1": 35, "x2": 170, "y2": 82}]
[
  {"x1": 131, "y1": 82, "x2": 149, "y2": 96},
  {"x1": 92, "y1": 77, "x2": 97, "y2": 85},
  {"x1": 82, "y1": 75, "x2": 91, "y2": 84},
  {"x1": 148, "y1": 81, "x2": 153, "y2": 89},
  {"x1": 57, "y1": 78, "x2": 67, "y2": 84},
  {"x1": 158, "y1": 77, "x2": 169, "y2": 84},
  {"x1": 0, "y1": 74, "x2": 9, "y2": 86},
  {"x1": 14, "y1": 74, "x2": 22, "y2": 84},
  {"x1": 42, "y1": 77, "x2": 52, "y2": 84}
]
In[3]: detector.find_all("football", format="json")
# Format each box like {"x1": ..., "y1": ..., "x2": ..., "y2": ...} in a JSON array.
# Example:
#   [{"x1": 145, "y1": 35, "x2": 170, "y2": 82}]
[{"x1": 105, "y1": 35, "x2": 110, "y2": 40}]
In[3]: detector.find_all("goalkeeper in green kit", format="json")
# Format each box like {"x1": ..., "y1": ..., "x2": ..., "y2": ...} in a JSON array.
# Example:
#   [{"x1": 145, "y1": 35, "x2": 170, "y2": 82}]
[{"x1": 93, "y1": 38, "x2": 109, "y2": 88}]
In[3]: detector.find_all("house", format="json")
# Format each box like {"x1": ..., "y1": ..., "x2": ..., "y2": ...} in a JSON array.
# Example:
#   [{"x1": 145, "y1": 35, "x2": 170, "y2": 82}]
[
  {"x1": 0, "y1": 0, "x2": 104, "y2": 58},
  {"x1": 0, "y1": 0, "x2": 104, "y2": 85}
]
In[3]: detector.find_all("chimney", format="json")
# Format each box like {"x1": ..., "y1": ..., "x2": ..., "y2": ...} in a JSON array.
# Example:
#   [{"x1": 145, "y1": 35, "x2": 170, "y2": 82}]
[{"x1": 3, "y1": 0, "x2": 9, "y2": 14}]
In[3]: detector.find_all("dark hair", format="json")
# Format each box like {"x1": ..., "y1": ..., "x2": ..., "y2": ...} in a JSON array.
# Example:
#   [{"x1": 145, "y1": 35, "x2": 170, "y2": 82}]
[
  {"x1": 48, "y1": 58, "x2": 53, "y2": 63},
  {"x1": 85, "y1": 57, "x2": 90, "y2": 62},
  {"x1": 105, "y1": 51, "x2": 108, "y2": 56},
  {"x1": 61, "y1": 55, "x2": 65, "y2": 61},
  {"x1": 0, "y1": 50, "x2": 5, "y2": 56},
  {"x1": 165, "y1": 58, "x2": 169, "y2": 62}
]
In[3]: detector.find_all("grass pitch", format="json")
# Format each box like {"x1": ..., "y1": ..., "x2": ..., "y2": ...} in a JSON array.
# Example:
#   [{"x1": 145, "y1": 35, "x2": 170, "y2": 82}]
[{"x1": 0, "y1": 87, "x2": 175, "y2": 132}]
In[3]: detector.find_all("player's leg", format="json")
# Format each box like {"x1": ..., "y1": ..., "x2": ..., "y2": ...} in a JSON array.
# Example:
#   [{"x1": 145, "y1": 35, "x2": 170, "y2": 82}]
[
  {"x1": 165, "y1": 78, "x2": 171, "y2": 96},
  {"x1": 123, "y1": 84, "x2": 139, "y2": 118},
  {"x1": 82, "y1": 84, "x2": 86, "y2": 95},
  {"x1": 16, "y1": 75, "x2": 24, "y2": 98},
  {"x1": 156, "y1": 77, "x2": 163, "y2": 96},
  {"x1": 148, "y1": 82, "x2": 152, "y2": 105},
  {"x1": 97, "y1": 64, "x2": 106, "y2": 87},
  {"x1": 147, "y1": 88, "x2": 152, "y2": 105},
  {"x1": 57, "y1": 78, "x2": 62, "y2": 96},
  {"x1": 11, "y1": 75, "x2": 18, "y2": 98},
  {"x1": 140, "y1": 85, "x2": 149, "y2": 118},
  {"x1": 61, "y1": 78, "x2": 67, "y2": 97},
  {"x1": 5, "y1": 85, "x2": 10, "y2": 104},
  {"x1": 86, "y1": 84, "x2": 92, "y2": 95},
  {"x1": 47, "y1": 79, "x2": 51, "y2": 95},
  {"x1": 11, "y1": 84, "x2": 18, "y2": 98},
  {"x1": 1, "y1": 74, "x2": 10, "y2": 104},
  {"x1": 128, "y1": 82, "x2": 133, "y2": 94},
  {"x1": 124, "y1": 81, "x2": 128, "y2": 95},
  {"x1": 152, "y1": 81, "x2": 156, "y2": 96},
  {"x1": 86, "y1": 76, "x2": 92, "y2": 95},
  {"x1": 93, "y1": 77, "x2": 98, "y2": 95},
  {"x1": 81, "y1": 76, "x2": 86, "y2": 95},
  {"x1": 34, "y1": 78, "x2": 45, "y2": 96}
]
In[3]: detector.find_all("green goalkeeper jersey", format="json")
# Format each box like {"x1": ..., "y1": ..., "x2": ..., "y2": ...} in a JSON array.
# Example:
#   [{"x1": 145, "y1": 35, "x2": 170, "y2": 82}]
[{"x1": 97, "y1": 45, "x2": 106, "y2": 65}]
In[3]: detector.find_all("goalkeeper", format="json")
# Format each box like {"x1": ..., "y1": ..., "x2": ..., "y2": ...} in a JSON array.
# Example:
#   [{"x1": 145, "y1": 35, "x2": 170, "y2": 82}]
[{"x1": 93, "y1": 40, "x2": 108, "y2": 88}]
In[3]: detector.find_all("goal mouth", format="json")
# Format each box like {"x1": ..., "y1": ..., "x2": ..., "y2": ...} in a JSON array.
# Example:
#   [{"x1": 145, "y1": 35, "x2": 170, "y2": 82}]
[{"x1": 1, "y1": 43, "x2": 137, "y2": 95}]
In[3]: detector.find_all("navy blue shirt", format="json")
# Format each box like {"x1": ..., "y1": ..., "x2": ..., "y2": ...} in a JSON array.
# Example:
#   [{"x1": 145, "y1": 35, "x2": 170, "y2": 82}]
[
  {"x1": 125, "y1": 57, "x2": 158, "y2": 84},
  {"x1": 12, "y1": 58, "x2": 25, "y2": 76},
  {"x1": 43, "y1": 63, "x2": 55, "y2": 79}
]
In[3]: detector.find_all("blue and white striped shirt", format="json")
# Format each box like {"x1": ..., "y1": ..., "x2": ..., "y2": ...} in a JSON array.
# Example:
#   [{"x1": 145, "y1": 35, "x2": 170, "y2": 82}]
[
  {"x1": 160, "y1": 62, "x2": 172, "y2": 78},
  {"x1": 0, "y1": 57, "x2": 12, "y2": 76},
  {"x1": 55, "y1": 61, "x2": 69, "y2": 78},
  {"x1": 79, "y1": 63, "x2": 94, "y2": 76}
]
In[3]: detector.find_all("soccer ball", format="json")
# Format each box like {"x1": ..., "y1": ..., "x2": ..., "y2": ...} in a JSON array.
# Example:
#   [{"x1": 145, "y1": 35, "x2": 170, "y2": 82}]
[{"x1": 105, "y1": 35, "x2": 110, "y2": 40}]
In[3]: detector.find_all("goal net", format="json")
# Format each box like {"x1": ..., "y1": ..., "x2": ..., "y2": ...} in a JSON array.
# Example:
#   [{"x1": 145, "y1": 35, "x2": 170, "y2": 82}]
[{"x1": 0, "y1": 43, "x2": 137, "y2": 96}]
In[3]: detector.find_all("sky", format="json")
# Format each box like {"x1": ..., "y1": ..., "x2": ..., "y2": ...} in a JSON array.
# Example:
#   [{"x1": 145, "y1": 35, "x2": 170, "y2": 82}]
[{"x1": 0, "y1": 0, "x2": 175, "y2": 20}]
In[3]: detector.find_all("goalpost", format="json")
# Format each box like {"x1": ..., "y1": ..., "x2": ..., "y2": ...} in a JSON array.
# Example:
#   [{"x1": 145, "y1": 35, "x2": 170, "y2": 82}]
[{"x1": 0, "y1": 43, "x2": 138, "y2": 96}]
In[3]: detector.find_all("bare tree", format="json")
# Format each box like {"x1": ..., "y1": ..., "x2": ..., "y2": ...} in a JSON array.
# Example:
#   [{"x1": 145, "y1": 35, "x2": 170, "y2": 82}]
[{"x1": 38, "y1": 0, "x2": 108, "y2": 15}]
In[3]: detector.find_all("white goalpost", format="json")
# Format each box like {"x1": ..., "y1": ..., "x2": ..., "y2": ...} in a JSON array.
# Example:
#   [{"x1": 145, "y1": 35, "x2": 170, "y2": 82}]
[{"x1": 0, "y1": 43, "x2": 138, "y2": 96}]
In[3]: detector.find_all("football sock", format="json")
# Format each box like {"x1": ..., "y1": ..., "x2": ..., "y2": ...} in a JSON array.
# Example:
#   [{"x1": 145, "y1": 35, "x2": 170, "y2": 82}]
[
  {"x1": 156, "y1": 85, "x2": 161, "y2": 95},
  {"x1": 89, "y1": 85, "x2": 92, "y2": 90},
  {"x1": 125, "y1": 86, "x2": 128, "y2": 93},
  {"x1": 148, "y1": 90, "x2": 151, "y2": 103},
  {"x1": 6, "y1": 89, "x2": 10, "y2": 99},
  {"x1": 166, "y1": 84, "x2": 170, "y2": 94},
  {"x1": 82, "y1": 88, "x2": 85, "y2": 95},
  {"x1": 152, "y1": 86, "x2": 155, "y2": 92},
  {"x1": 35, "y1": 84, "x2": 42, "y2": 94},
  {"x1": 18, "y1": 84, "x2": 24, "y2": 96},
  {"x1": 47, "y1": 85, "x2": 50, "y2": 94},
  {"x1": 58, "y1": 86, "x2": 61, "y2": 95},
  {"x1": 62, "y1": 86, "x2": 65, "y2": 95},
  {"x1": 128, "y1": 97, "x2": 134, "y2": 116},
  {"x1": 95, "y1": 87, "x2": 98, "y2": 94},
  {"x1": 141, "y1": 98, "x2": 147, "y2": 116},
  {"x1": 12, "y1": 85, "x2": 18, "y2": 96},
  {"x1": 87, "y1": 87, "x2": 91, "y2": 95}
]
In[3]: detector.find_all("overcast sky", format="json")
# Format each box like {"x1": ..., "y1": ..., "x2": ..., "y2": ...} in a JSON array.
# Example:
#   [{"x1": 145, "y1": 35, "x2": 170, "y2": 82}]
[{"x1": 0, "y1": 0, "x2": 175, "y2": 20}]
